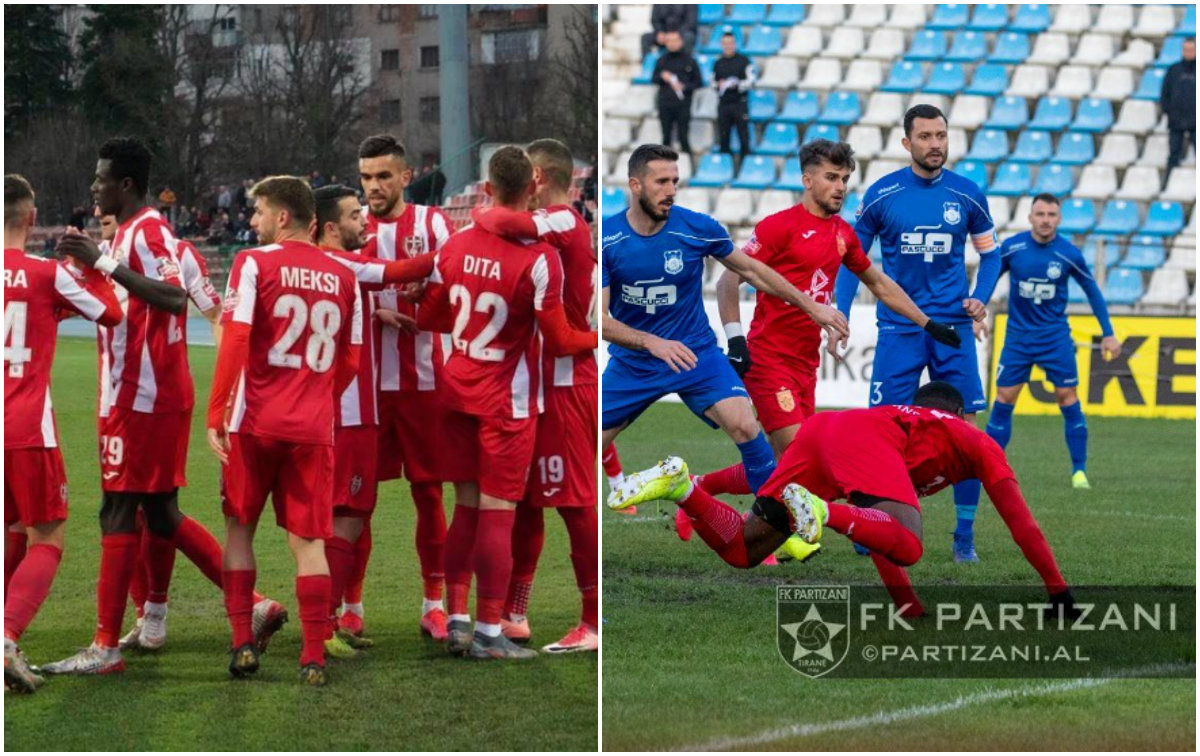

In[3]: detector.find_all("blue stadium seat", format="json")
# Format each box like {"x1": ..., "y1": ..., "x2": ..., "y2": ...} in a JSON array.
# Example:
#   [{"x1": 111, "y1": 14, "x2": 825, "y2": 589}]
[
  {"x1": 1121, "y1": 237, "x2": 1166, "y2": 269},
  {"x1": 1051, "y1": 132, "x2": 1095, "y2": 165},
  {"x1": 965, "y1": 64, "x2": 1008, "y2": 96},
  {"x1": 602, "y1": 186, "x2": 627, "y2": 216},
  {"x1": 776, "y1": 91, "x2": 820, "y2": 123},
  {"x1": 905, "y1": 30, "x2": 947, "y2": 60},
  {"x1": 698, "y1": 5, "x2": 725, "y2": 25},
  {"x1": 632, "y1": 51, "x2": 661, "y2": 84},
  {"x1": 1083, "y1": 236, "x2": 1124, "y2": 269},
  {"x1": 1155, "y1": 36, "x2": 1185, "y2": 68},
  {"x1": 701, "y1": 25, "x2": 742, "y2": 55},
  {"x1": 775, "y1": 157, "x2": 805, "y2": 191},
  {"x1": 1071, "y1": 99, "x2": 1114, "y2": 132},
  {"x1": 756, "y1": 122, "x2": 799, "y2": 155},
  {"x1": 966, "y1": 129, "x2": 1009, "y2": 162},
  {"x1": 721, "y1": 129, "x2": 744, "y2": 154},
  {"x1": 726, "y1": 4, "x2": 766, "y2": 24},
  {"x1": 928, "y1": 4, "x2": 969, "y2": 29},
  {"x1": 748, "y1": 89, "x2": 778, "y2": 122},
  {"x1": 1104, "y1": 268, "x2": 1145, "y2": 305},
  {"x1": 1140, "y1": 202, "x2": 1186, "y2": 236},
  {"x1": 839, "y1": 192, "x2": 861, "y2": 224},
  {"x1": 925, "y1": 63, "x2": 966, "y2": 94},
  {"x1": 1028, "y1": 97, "x2": 1073, "y2": 131},
  {"x1": 1094, "y1": 200, "x2": 1141, "y2": 235},
  {"x1": 1059, "y1": 199, "x2": 1097, "y2": 234},
  {"x1": 990, "y1": 162, "x2": 1032, "y2": 196},
  {"x1": 1011, "y1": 130, "x2": 1052, "y2": 163},
  {"x1": 801, "y1": 123, "x2": 840, "y2": 145},
  {"x1": 817, "y1": 92, "x2": 862, "y2": 125},
  {"x1": 731, "y1": 155, "x2": 777, "y2": 189},
  {"x1": 945, "y1": 31, "x2": 988, "y2": 62},
  {"x1": 742, "y1": 25, "x2": 782, "y2": 56},
  {"x1": 1067, "y1": 277, "x2": 1088, "y2": 304},
  {"x1": 985, "y1": 96, "x2": 1028, "y2": 130},
  {"x1": 1010, "y1": 4, "x2": 1051, "y2": 33},
  {"x1": 1179, "y1": 5, "x2": 1196, "y2": 36},
  {"x1": 954, "y1": 160, "x2": 989, "y2": 191},
  {"x1": 881, "y1": 61, "x2": 925, "y2": 93},
  {"x1": 690, "y1": 153, "x2": 735, "y2": 187},
  {"x1": 968, "y1": 4, "x2": 1009, "y2": 31},
  {"x1": 988, "y1": 32, "x2": 1030, "y2": 64},
  {"x1": 764, "y1": 4, "x2": 806, "y2": 26},
  {"x1": 1134, "y1": 68, "x2": 1166, "y2": 101},
  {"x1": 1031, "y1": 163, "x2": 1074, "y2": 196}
]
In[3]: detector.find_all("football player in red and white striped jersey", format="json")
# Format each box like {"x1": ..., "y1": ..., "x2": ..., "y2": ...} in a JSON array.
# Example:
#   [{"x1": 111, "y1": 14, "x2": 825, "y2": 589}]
[{"x1": 3, "y1": 175, "x2": 123, "y2": 691}]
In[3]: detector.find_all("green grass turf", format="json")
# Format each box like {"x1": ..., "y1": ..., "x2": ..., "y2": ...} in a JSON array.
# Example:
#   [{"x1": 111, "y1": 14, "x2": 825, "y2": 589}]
[
  {"x1": 5, "y1": 337, "x2": 597, "y2": 751},
  {"x1": 602, "y1": 402, "x2": 1196, "y2": 751}
]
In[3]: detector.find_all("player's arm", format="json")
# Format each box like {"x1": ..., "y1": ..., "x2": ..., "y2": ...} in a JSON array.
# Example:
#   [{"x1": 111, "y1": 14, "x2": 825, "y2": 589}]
[
  {"x1": 714, "y1": 267, "x2": 750, "y2": 377},
  {"x1": 1069, "y1": 254, "x2": 1121, "y2": 360},
  {"x1": 55, "y1": 228, "x2": 187, "y2": 315},
  {"x1": 601, "y1": 285, "x2": 697, "y2": 372},
  {"x1": 536, "y1": 304, "x2": 597, "y2": 356},
  {"x1": 856, "y1": 266, "x2": 961, "y2": 348},
  {"x1": 414, "y1": 254, "x2": 454, "y2": 333},
  {"x1": 333, "y1": 285, "x2": 363, "y2": 397},
  {"x1": 207, "y1": 252, "x2": 258, "y2": 463},
  {"x1": 53, "y1": 265, "x2": 124, "y2": 327},
  {"x1": 969, "y1": 239, "x2": 1009, "y2": 306},
  {"x1": 834, "y1": 214, "x2": 878, "y2": 318},
  {"x1": 201, "y1": 305, "x2": 222, "y2": 348},
  {"x1": 962, "y1": 194, "x2": 999, "y2": 321}
]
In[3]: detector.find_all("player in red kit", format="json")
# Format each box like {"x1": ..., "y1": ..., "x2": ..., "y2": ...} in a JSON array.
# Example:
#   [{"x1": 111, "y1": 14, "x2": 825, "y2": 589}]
[
  {"x1": 355, "y1": 134, "x2": 459, "y2": 641},
  {"x1": 471, "y1": 138, "x2": 599, "y2": 653},
  {"x1": 612, "y1": 382, "x2": 1076, "y2": 617},
  {"x1": 207, "y1": 177, "x2": 362, "y2": 686},
  {"x1": 4, "y1": 175, "x2": 123, "y2": 692},
  {"x1": 420, "y1": 146, "x2": 597, "y2": 660}
]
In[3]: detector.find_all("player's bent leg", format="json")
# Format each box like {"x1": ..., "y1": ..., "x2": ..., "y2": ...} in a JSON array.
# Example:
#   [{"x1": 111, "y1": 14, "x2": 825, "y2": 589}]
[
  {"x1": 1055, "y1": 386, "x2": 1090, "y2": 488},
  {"x1": 986, "y1": 384, "x2": 1022, "y2": 450},
  {"x1": 288, "y1": 533, "x2": 332, "y2": 678},
  {"x1": 823, "y1": 494, "x2": 923, "y2": 567},
  {"x1": 870, "y1": 554, "x2": 925, "y2": 618},
  {"x1": 704, "y1": 397, "x2": 775, "y2": 493},
  {"x1": 326, "y1": 514, "x2": 369, "y2": 653},
  {"x1": 6, "y1": 522, "x2": 28, "y2": 597},
  {"x1": 339, "y1": 517, "x2": 371, "y2": 636},
  {"x1": 607, "y1": 457, "x2": 692, "y2": 510}
]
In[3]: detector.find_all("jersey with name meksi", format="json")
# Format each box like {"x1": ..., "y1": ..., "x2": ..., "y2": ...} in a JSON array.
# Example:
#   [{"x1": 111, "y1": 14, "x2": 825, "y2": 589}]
[
  {"x1": 5, "y1": 249, "x2": 116, "y2": 449},
  {"x1": 323, "y1": 246, "x2": 392, "y2": 428},
  {"x1": 364, "y1": 203, "x2": 453, "y2": 393},
  {"x1": 430, "y1": 225, "x2": 564, "y2": 420},
  {"x1": 855, "y1": 166, "x2": 996, "y2": 329},
  {"x1": 744, "y1": 203, "x2": 872, "y2": 368},
  {"x1": 96, "y1": 207, "x2": 192, "y2": 417},
  {"x1": 997, "y1": 231, "x2": 1098, "y2": 337},
  {"x1": 601, "y1": 205, "x2": 733, "y2": 366},
  {"x1": 221, "y1": 240, "x2": 362, "y2": 445},
  {"x1": 526, "y1": 204, "x2": 598, "y2": 387}
]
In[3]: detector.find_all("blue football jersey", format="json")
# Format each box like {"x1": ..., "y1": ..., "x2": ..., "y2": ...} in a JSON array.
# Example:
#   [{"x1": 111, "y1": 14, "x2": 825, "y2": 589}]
[
  {"x1": 602, "y1": 205, "x2": 734, "y2": 366},
  {"x1": 854, "y1": 167, "x2": 997, "y2": 328},
  {"x1": 998, "y1": 231, "x2": 1112, "y2": 337}
]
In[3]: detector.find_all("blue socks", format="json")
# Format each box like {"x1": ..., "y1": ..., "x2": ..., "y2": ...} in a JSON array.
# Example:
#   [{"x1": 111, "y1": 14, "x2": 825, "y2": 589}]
[
  {"x1": 985, "y1": 400, "x2": 1015, "y2": 449},
  {"x1": 737, "y1": 431, "x2": 776, "y2": 494},
  {"x1": 1060, "y1": 401, "x2": 1088, "y2": 473},
  {"x1": 953, "y1": 479, "x2": 981, "y2": 538}
]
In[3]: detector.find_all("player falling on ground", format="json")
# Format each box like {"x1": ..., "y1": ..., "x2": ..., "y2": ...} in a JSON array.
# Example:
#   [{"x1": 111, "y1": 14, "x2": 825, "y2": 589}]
[
  {"x1": 207, "y1": 177, "x2": 362, "y2": 686},
  {"x1": 611, "y1": 382, "x2": 1076, "y2": 617},
  {"x1": 4, "y1": 175, "x2": 123, "y2": 692},
  {"x1": 602, "y1": 143, "x2": 849, "y2": 508},
  {"x1": 834, "y1": 104, "x2": 998, "y2": 564},
  {"x1": 420, "y1": 146, "x2": 597, "y2": 660},
  {"x1": 356, "y1": 134, "x2": 458, "y2": 641},
  {"x1": 695, "y1": 139, "x2": 963, "y2": 555},
  {"x1": 471, "y1": 138, "x2": 600, "y2": 653}
]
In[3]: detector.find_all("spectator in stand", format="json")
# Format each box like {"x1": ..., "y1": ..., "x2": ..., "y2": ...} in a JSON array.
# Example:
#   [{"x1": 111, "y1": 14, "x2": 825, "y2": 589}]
[
  {"x1": 157, "y1": 186, "x2": 177, "y2": 224},
  {"x1": 310, "y1": 170, "x2": 327, "y2": 189},
  {"x1": 410, "y1": 165, "x2": 433, "y2": 206},
  {"x1": 429, "y1": 166, "x2": 446, "y2": 206},
  {"x1": 652, "y1": 30, "x2": 702, "y2": 155},
  {"x1": 217, "y1": 184, "x2": 232, "y2": 213},
  {"x1": 175, "y1": 205, "x2": 194, "y2": 236},
  {"x1": 713, "y1": 31, "x2": 755, "y2": 167},
  {"x1": 1161, "y1": 36, "x2": 1196, "y2": 185},
  {"x1": 233, "y1": 178, "x2": 251, "y2": 215},
  {"x1": 641, "y1": 4, "x2": 698, "y2": 58}
]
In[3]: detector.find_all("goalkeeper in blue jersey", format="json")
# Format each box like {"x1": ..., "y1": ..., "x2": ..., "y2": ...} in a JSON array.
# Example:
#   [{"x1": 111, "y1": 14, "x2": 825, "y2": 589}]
[
  {"x1": 835, "y1": 104, "x2": 999, "y2": 563},
  {"x1": 971, "y1": 193, "x2": 1122, "y2": 489}
]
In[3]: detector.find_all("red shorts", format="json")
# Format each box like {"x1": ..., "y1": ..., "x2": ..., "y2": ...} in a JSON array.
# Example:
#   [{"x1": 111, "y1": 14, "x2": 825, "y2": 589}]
[
  {"x1": 758, "y1": 411, "x2": 919, "y2": 509},
  {"x1": 743, "y1": 360, "x2": 816, "y2": 434},
  {"x1": 449, "y1": 410, "x2": 538, "y2": 502},
  {"x1": 377, "y1": 392, "x2": 472, "y2": 483},
  {"x1": 99, "y1": 407, "x2": 190, "y2": 493},
  {"x1": 4, "y1": 447, "x2": 69, "y2": 527},
  {"x1": 334, "y1": 425, "x2": 379, "y2": 516},
  {"x1": 524, "y1": 384, "x2": 597, "y2": 508},
  {"x1": 222, "y1": 433, "x2": 334, "y2": 539}
]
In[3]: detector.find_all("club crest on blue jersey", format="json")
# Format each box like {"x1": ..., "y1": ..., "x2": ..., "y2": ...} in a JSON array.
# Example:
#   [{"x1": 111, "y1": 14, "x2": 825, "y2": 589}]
[
  {"x1": 663, "y1": 249, "x2": 684, "y2": 275},
  {"x1": 1046, "y1": 261, "x2": 1063, "y2": 279},
  {"x1": 942, "y1": 202, "x2": 961, "y2": 225}
]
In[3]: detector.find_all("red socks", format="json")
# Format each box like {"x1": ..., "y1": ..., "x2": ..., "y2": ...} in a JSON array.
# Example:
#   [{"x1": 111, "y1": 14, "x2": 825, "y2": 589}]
[
  {"x1": 560, "y1": 507, "x2": 599, "y2": 629},
  {"x1": 6, "y1": 528, "x2": 28, "y2": 596},
  {"x1": 444, "y1": 505, "x2": 479, "y2": 616},
  {"x1": 473, "y1": 509, "x2": 516, "y2": 625},
  {"x1": 223, "y1": 569, "x2": 256, "y2": 649},
  {"x1": 145, "y1": 531, "x2": 176, "y2": 604},
  {"x1": 826, "y1": 504, "x2": 923, "y2": 566},
  {"x1": 601, "y1": 444, "x2": 622, "y2": 478},
  {"x1": 675, "y1": 485, "x2": 751, "y2": 568},
  {"x1": 344, "y1": 518, "x2": 371, "y2": 605},
  {"x1": 296, "y1": 574, "x2": 331, "y2": 667},
  {"x1": 505, "y1": 506, "x2": 545, "y2": 618},
  {"x1": 324, "y1": 536, "x2": 356, "y2": 626},
  {"x1": 411, "y1": 482, "x2": 446, "y2": 602},
  {"x1": 173, "y1": 516, "x2": 224, "y2": 589},
  {"x1": 94, "y1": 534, "x2": 140, "y2": 647},
  {"x1": 4, "y1": 543, "x2": 62, "y2": 641},
  {"x1": 870, "y1": 554, "x2": 924, "y2": 617},
  {"x1": 696, "y1": 463, "x2": 751, "y2": 496}
]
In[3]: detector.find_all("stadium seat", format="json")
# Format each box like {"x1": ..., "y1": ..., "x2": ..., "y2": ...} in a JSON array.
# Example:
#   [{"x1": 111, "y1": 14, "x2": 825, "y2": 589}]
[
  {"x1": 1050, "y1": 66, "x2": 1093, "y2": 100},
  {"x1": 839, "y1": 192, "x2": 861, "y2": 223},
  {"x1": 1028, "y1": 33, "x2": 1072, "y2": 66},
  {"x1": 1155, "y1": 36, "x2": 1185, "y2": 68},
  {"x1": 1114, "y1": 166, "x2": 1163, "y2": 200},
  {"x1": 727, "y1": 4, "x2": 766, "y2": 25},
  {"x1": 755, "y1": 189, "x2": 796, "y2": 219},
  {"x1": 748, "y1": 89, "x2": 778, "y2": 122},
  {"x1": 1179, "y1": 5, "x2": 1197, "y2": 36},
  {"x1": 862, "y1": 29, "x2": 907, "y2": 61},
  {"x1": 846, "y1": 125, "x2": 883, "y2": 159},
  {"x1": 908, "y1": 92, "x2": 952, "y2": 117},
  {"x1": 881, "y1": 61, "x2": 925, "y2": 93},
  {"x1": 879, "y1": 126, "x2": 910, "y2": 160},
  {"x1": 756, "y1": 123, "x2": 799, "y2": 155},
  {"x1": 758, "y1": 57, "x2": 799, "y2": 89},
  {"x1": 989, "y1": 162, "x2": 1032, "y2": 196},
  {"x1": 1028, "y1": 96, "x2": 1073, "y2": 130},
  {"x1": 985, "y1": 96, "x2": 1028, "y2": 130},
  {"x1": 965, "y1": 64, "x2": 1008, "y2": 96},
  {"x1": 1092, "y1": 67, "x2": 1136, "y2": 102},
  {"x1": 676, "y1": 153, "x2": 695, "y2": 183},
  {"x1": 846, "y1": 4, "x2": 889, "y2": 28},
  {"x1": 1071, "y1": 99, "x2": 1114, "y2": 132},
  {"x1": 928, "y1": 4, "x2": 969, "y2": 30},
  {"x1": 1133, "y1": 68, "x2": 1166, "y2": 100},
  {"x1": 887, "y1": 4, "x2": 927, "y2": 30},
  {"x1": 731, "y1": 155, "x2": 777, "y2": 189},
  {"x1": 949, "y1": 95, "x2": 991, "y2": 130},
  {"x1": 988, "y1": 32, "x2": 1031, "y2": 64},
  {"x1": 1002, "y1": 196, "x2": 1030, "y2": 231},
  {"x1": 1095, "y1": 5, "x2": 1136, "y2": 35},
  {"x1": 1141, "y1": 202, "x2": 1186, "y2": 236},
  {"x1": 1059, "y1": 198, "x2": 1097, "y2": 233},
  {"x1": 825, "y1": 27, "x2": 865, "y2": 60},
  {"x1": 712, "y1": 188, "x2": 755, "y2": 226},
  {"x1": 1112, "y1": 38, "x2": 1158, "y2": 68},
  {"x1": 694, "y1": 54, "x2": 717, "y2": 86},
  {"x1": 1031, "y1": 163, "x2": 1074, "y2": 196},
  {"x1": 817, "y1": 92, "x2": 861, "y2": 125},
  {"x1": 968, "y1": 4, "x2": 1008, "y2": 31},
  {"x1": 775, "y1": 157, "x2": 805, "y2": 191},
  {"x1": 805, "y1": 4, "x2": 846, "y2": 28},
  {"x1": 777, "y1": 90, "x2": 820, "y2": 123},
  {"x1": 1010, "y1": 4, "x2": 1051, "y2": 33},
  {"x1": 698, "y1": 5, "x2": 725, "y2": 25},
  {"x1": 1011, "y1": 130, "x2": 1052, "y2": 163},
  {"x1": 862, "y1": 159, "x2": 906, "y2": 188},
  {"x1": 1079, "y1": 236, "x2": 1119, "y2": 270},
  {"x1": 764, "y1": 4, "x2": 806, "y2": 27},
  {"x1": 700, "y1": 25, "x2": 741, "y2": 56},
  {"x1": 1095, "y1": 133, "x2": 1139, "y2": 167},
  {"x1": 689, "y1": 120, "x2": 716, "y2": 153},
  {"x1": 689, "y1": 153, "x2": 735, "y2": 187},
  {"x1": 1072, "y1": 164, "x2": 1117, "y2": 199},
  {"x1": 1111, "y1": 100, "x2": 1160, "y2": 135},
  {"x1": 948, "y1": 127, "x2": 969, "y2": 158},
  {"x1": 966, "y1": 129, "x2": 1009, "y2": 162},
  {"x1": 1049, "y1": 5, "x2": 1093, "y2": 34},
  {"x1": 631, "y1": 51, "x2": 660, "y2": 84},
  {"x1": 843, "y1": 60, "x2": 884, "y2": 93},
  {"x1": 743, "y1": 25, "x2": 782, "y2": 56},
  {"x1": 1122, "y1": 237, "x2": 1167, "y2": 270},
  {"x1": 954, "y1": 160, "x2": 989, "y2": 192},
  {"x1": 800, "y1": 58, "x2": 842, "y2": 91},
  {"x1": 634, "y1": 118, "x2": 662, "y2": 146},
  {"x1": 945, "y1": 31, "x2": 988, "y2": 62},
  {"x1": 1140, "y1": 268, "x2": 1189, "y2": 309},
  {"x1": 925, "y1": 63, "x2": 966, "y2": 94},
  {"x1": 906, "y1": 30, "x2": 947, "y2": 61},
  {"x1": 1104, "y1": 268, "x2": 1145, "y2": 305},
  {"x1": 1165, "y1": 244, "x2": 1197, "y2": 273},
  {"x1": 1162, "y1": 168, "x2": 1197, "y2": 204},
  {"x1": 710, "y1": 128, "x2": 743, "y2": 155},
  {"x1": 1007, "y1": 65, "x2": 1051, "y2": 99},
  {"x1": 801, "y1": 123, "x2": 839, "y2": 145},
  {"x1": 1095, "y1": 200, "x2": 1141, "y2": 235},
  {"x1": 601, "y1": 186, "x2": 627, "y2": 216},
  {"x1": 691, "y1": 88, "x2": 718, "y2": 120},
  {"x1": 1072, "y1": 34, "x2": 1116, "y2": 67},
  {"x1": 610, "y1": 85, "x2": 656, "y2": 118},
  {"x1": 603, "y1": 119, "x2": 632, "y2": 152},
  {"x1": 781, "y1": 27, "x2": 824, "y2": 59},
  {"x1": 675, "y1": 187, "x2": 712, "y2": 215}
]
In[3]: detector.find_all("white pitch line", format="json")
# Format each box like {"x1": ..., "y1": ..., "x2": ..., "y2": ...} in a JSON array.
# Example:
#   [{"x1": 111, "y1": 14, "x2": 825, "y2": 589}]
[
  {"x1": 610, "y1": 515, "x2": 671, "y2": 524},
  {"x1": 1072, "y1": 510, "x2": 1195, "y2": 523},
  {"x1": 677, "y1": 662, "x2": 1193, "y2": 752}
]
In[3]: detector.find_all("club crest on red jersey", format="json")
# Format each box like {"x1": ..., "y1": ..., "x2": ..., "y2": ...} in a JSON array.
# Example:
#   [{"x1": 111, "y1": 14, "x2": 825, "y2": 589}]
[
  {"x1": 663, "y1": 249, "x2": 684, "y2": 275},
  {"x1": 776, "y1": 389, "x2": 795, "y2": 413},
  {"x1": 350, "y1": 474, "x2": 362, "y2": 496},
  {"x1": 404, "y1": 236, "x2": 425, "y2": 258}
]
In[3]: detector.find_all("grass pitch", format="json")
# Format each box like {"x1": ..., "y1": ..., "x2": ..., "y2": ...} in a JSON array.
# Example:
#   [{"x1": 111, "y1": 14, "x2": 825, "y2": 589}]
[
  {"x1": 4, "y1": 337, "x2": 597, "y2": 751},
  {"x1": 602, "y1": 402, "x2": 1195, "y2": 751}
]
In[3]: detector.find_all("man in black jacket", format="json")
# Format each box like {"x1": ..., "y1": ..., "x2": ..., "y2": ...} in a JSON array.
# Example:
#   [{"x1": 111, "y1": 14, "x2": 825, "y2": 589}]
[
  {"x1": 1161, "y1": 36, "x2": 1196, "y2": 182},
  {"x1": 653, "y1": 31, "x2": 703, "y2": 155},
  {"x1": 641, "y1": 4, "x2": 698, "y2": 58},
  {"x1": 713, "y1": 31, "x2": 756, "y2": 166}
]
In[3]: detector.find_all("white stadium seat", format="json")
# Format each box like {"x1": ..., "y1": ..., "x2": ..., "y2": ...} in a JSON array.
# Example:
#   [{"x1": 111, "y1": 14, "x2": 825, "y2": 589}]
[
  {"x1": 846, "y1": 4, "x2": 889, "y2": 28},
  {"x1": 846, "y1": 125, "x2": 884, "y2": 159},
  {"x1": 691, "y1": 88, "x2": 718, "y2": 120},
  {"x1": 1165, "y1": 245, "x2": 1197, "y2": 273},
  {"x1": 907, "y1": 93, "x2": 951, "y2": 115},
  {"x1": 1049, "y1": 5, "x2": 1093, "y2": 34},
  {"x1": 1072, "y1": 165, "x2": 1118, "y2": 199},
  {"x1": 1007, "y1": 65, "x2": 1052, "y2": 99},
  {"x1": 1028, "y1": 33, "x2": 1072, "y2": 66},
  {"x1": 1111, "y1": 100, "x2": 1160, "y2": 135},
  {"x1": 755, "y1": 190, "x2": 795, "y2": 220},
  {"x1": 1094, "y1": 5, "x2": 1136, "y2": 35},
  {"x1": 862, "y1": 29, "x2": 906, "y2": 61},
  {"x1": 782, "y1": 27, "x2": 824, "y2": 60},
  {"x1": 862, "y1": 159, "x2": 906, "y2": 188},
  {"x1": 860, "y1": 92, "x2": 905, "y2": 126},
  {"x1": 712, "y1": 188, "x2": 754, "y2": 227},
  {"x1": 1141, "y1": 268, "x2": 1190, "y2": 308},
  {"x1": 1162, "y1": 168, "x2": 1197, "y2": 204},
  {"x1": 825, "y1": 28, "x2": 865, "y2": 60},
  {"x1": 948, "y1": 128, "x2": 969, "y2": 160},
  {"x1": 1094, "y1": 133, "x2": 1139, "y2": 167},
  {"x1": 1113, "y1": 166, "x2": 1162, "y2": 200},
  {"x1": 1050, "y1": 65, "x2": 1093, "y2": 99},
  {"x1": 676, "y1": 187, "x2": 712, "y2": 215},
  {"x1": 617, "y1": 4, "x2": 651, "y2": 25},
  {"x1": 800, "y1": 58, "x2": 842, "y2": 91},
  {"x1": 758, "y1": 57, "x2": 799, "y2": 89},
  {"x1": 1006, "y1": 196, "x2": 1033, "y2": 232},
  {"x1": 604, "y1": 119, "x2": 632, "y2": 152},
  {"x1": 880, "y1": 126, "x2": 909, "y2": 160},
  {"x1": 1112, "y1": 39, "x2": 1157, "y2": 69},
  {"x1": 886, "y1": 4, "x2": 927, "y2": 30},
  {"x1": 611, "y1": 150, "x2": 634, "y2": 184},
  {"x1": 634, "y1": 118, "x2": 659, "y2": 145},
  {"x1": 1092, "y1": 67, "x2": 1135, "y2": 101},
  {"x1": 688, "y1": 120, "x2": 715, "y2": 153},
  {"x1": 949, "y1": 95, "x2": 991, "y2": 130},
  {"x1": 676, "y1": 153, "x2": 694, "y2": 183},
  {"x1": 1072, "y1": 34, "x2": 1116, "y2": 66},
  {"x1": 843, "y1": 60, "x2": 884, "y2": 92},
  {"x1": 986, "y1": 196, "x2": 1012, "y2": 230},
  {"x1": 611, "y1": 85, "x2": 656, "y2": 118},
  {"x1": 992, "y1": 273, "x2": 1011, "y2": 303},
  {"x1": 804, "y1": 4, "x2": 846, "y2": 29},
  {"x1": 1134, "y1": 5, "x2": 1178, "y2": 38}
]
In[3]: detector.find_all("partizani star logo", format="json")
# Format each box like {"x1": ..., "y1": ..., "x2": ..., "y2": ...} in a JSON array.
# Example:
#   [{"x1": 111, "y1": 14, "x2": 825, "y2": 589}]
[
  {"x1": 776, "y1": 585, "x2": 851, "y2": 677},
  {"x1": 780, "y1": 604, "x2": 846, "y2": 662}
]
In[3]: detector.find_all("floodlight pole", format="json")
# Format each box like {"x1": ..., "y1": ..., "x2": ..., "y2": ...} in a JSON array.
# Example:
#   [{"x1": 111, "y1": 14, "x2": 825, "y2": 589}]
[{"x1": 438, "y1": 5, "x2": 472, "y2": 196}]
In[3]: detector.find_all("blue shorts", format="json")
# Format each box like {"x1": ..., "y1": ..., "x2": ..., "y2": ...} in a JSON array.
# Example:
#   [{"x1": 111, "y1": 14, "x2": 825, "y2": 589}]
[
  {"x1": 997, "y1": 329, "x2": 1079, "y2": 388},
  {"x1": 602, "y1": 346, "x2": 749, "y2": 430},
  {"x1": 870, "y1": 324, "x2": 987, "y2": 413}
]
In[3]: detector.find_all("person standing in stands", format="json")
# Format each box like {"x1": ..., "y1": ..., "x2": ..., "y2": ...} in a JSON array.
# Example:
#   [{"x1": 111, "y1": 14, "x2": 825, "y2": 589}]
[
  {"x1": 641, "y1": 4, "x2": 698, "y2": 58},
  {"x1": 652, "y1": 31, "x2": 702, "y2": 156},
  {"x1": 713, "y1": 31, "x2": 755, "y2": 169},
  {"x1": 1161, "y1": 36, "x2": 1196, "y2": 185}
]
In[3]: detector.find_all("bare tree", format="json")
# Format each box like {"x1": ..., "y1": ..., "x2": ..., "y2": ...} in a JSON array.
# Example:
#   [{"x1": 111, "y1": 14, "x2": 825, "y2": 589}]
[{"x1": 538, "y1": 5, "x2": 598, "y2": 157}]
